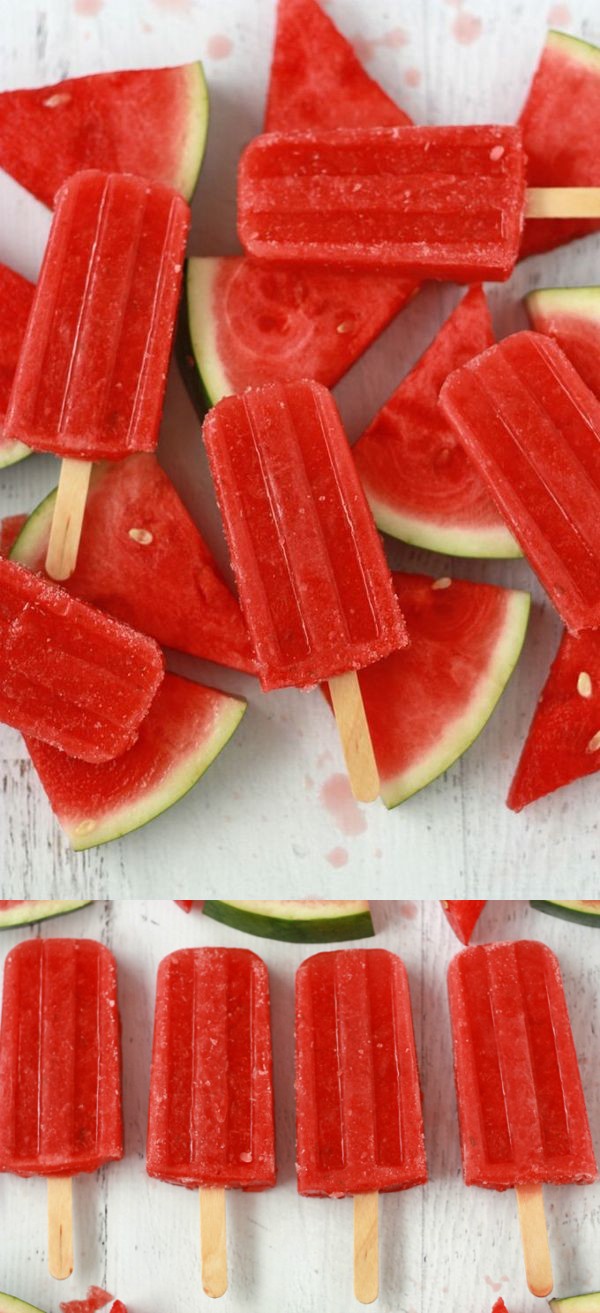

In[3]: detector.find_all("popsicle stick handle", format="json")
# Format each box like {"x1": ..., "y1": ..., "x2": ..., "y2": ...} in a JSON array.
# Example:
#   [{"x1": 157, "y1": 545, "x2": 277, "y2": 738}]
[
  {"x1": 329, "y1": 671, "x2": 380, "y2": 804},
  {"x1": 515, "y1": 1184, "x2": 553, "y2": 1298},
  {"x1": 525, "y1": 187, "x2": 600, "y2": 218},
  {"x1": 354, "y1": 1192, "x2": 379, "y2": 1304},
  {"x1": 48, "y1": 1176, "x2": 74, "y2": 1280},
  {"x1": 45, "y1": 458, "x2": 92, "y2": 581},
  {"x1": 200, "y1": 1187, "x2": 228, "y2": 1298}
]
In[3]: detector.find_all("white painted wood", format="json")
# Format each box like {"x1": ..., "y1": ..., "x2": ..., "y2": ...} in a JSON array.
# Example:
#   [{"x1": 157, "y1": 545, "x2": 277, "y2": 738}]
[
  {"x1": 0, "y1": 0, "x2": 599, "y2": 894},
  {"x1": 0, "y1": 900, "x2": 599, "y2": 1312}
]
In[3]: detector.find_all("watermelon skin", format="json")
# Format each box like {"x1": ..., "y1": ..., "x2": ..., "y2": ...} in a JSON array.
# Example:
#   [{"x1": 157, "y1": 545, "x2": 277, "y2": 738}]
[
  {"x1": 203, "y1": 900, "x2": 374, "y2": 943},
  {"x1": 10, "y1": 454, "x2": 255, "y2": 675},
  {"x1": 508, "y1": 628, "x2": 600, "y2": 811},
  {"x1": 0, "y1": 900, "x2": 92, "y2": 929},
  {"x1": 0, "y1": 1297, "x2": 47, "y2": 1313},
  {"x1": 184, "y1": 256, "x2": 418, "y2": 406},
  {"x1": 519, "y1": 31, "x2": 600, "y2": 259},
  {"x1": 525, "y1": 287, "x2": 600, "y2": 398},
  {"x1": 0, "y1": 264, "x2": 34, "y2": 470},
  {"x1": 0, "y1": 65, "x2": 208, "y2": 207},
  {"x1": 0, "y1": 514, "x2": 28, "y2": 557},
  {"x1": 531, "y1": 902, "x2": 600, "y2": 928},
  {"x1": 27, "y1": 672, "x2": 246, "y2": 850},
  {"x1": 354, "y1": 288, "x2": 520, "y2": 558},
  {"x1": 441, "y1": 900, "x2": 486, "y2": 945},
  {"x1": 265, "y1": 0, "x2": 411, "y2": 132}
]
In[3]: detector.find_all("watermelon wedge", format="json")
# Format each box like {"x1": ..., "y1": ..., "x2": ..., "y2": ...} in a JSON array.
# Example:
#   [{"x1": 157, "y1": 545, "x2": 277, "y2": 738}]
[
  {"x1": 0, "y1": 263, "x2": 34, "y2": 470},
  {"x1": 331, "y1": 572, "x2": 530, "y2": 807},
  {"x1": 27, "y1": 672, "x2": 246, "y2": 850},
  {"x1": 0, "y1": 514, "x2": 27, "y2": 557},
  {"x1": 0, "y1": 64, "x2": 208, "y2": 207},
  {"x1": 531, "y1": 902, "x2": 600, "y2": 928},
  {"x1": 441, "y1": 900, "x2": 486, "y2": 945},
  {"x1": 0, "y1": 1297, "x2": 47, "y2": 1313},
  {"x1": 0, "y1": 901, "x2": 92, "y2": 929},
  {"x1": 60, "y1": 1289, "x2": 115, "y2": 1313},
  {"x1": 525, "y1": 286, "x2": 600, "y2": 398},
  {"x1": 508, "y1": 628, "x2": 600, "y2": 811},
  {"x1": 353, "y1": 288, "x2": 520, "y2": 558},
  {"x1": 183, "y1": 256, "x2": 418, "y2": 407},
  {"x1": 10, "y1": 454, "x2": 255, "y2": 674},
  {"x1": 519, "y1": 31, "x2": 600, "y2": 259},
  {"x1": 203, "y1": 900, "x2": 374, "y2": 942},
  {"x1": 175, "y1": 900, "x2": 193, "y2": 912},
  {"x1": 265, "y1": 0, "x2": 410, "y2": 132}
]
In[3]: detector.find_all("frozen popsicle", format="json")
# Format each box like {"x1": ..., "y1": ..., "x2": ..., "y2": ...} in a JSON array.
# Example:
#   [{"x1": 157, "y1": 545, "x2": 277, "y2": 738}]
[
  {"x1": 0, "y1": 556, "x2": 164, "y2": 760},
  {"x1": 5, "y1": 169, "x2": 190, "y2": 580},
  {"x1": 0, "y1": 937, "x2": 123, "y2": 1279},
  {"x1": 238, "y1": 125, "x2": 600, "y2": 280},
  {"x1": 439, "y1": 331, "x2": 600, "y2": 633},
  {"x1": 202, "y1": 379, "x2": 407, "y2": 801},
  {"x1": 448, "y1": 940, "x2": 596, "y2": 1296},
  {"x1": 147, "y1": 947, "x2": 276, "y2": 1298},
  {"x1": 296, "y1": 949, "x2": 427, "y2": 1302}
]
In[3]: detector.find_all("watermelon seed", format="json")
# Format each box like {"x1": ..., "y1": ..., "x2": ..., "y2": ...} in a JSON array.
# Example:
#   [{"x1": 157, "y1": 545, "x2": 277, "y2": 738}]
[
  {"x1": 432, "y1": 577, "x2": 452, "y2": 590},
  {"x1": 577, "y1": 671, "x2": 592, "y2": 698},
  {"x1": 74, "y1": 819, "x2": 96, "y2": 836},
  {"x1": 336, "y1": 321, "x2": 353, "y2": 334},
  {"x1": 489, "y1": 145, "x2": 505, "y2": 161},
  {"x1": 43, "y1": 93, "x2": 71, "y2": 108},
  {"x1": 129, "y1": 528, "x2": 153, "y2": 545},
  {"x1": 585, "y1": 731, "x2": 600, "y2": 754}
]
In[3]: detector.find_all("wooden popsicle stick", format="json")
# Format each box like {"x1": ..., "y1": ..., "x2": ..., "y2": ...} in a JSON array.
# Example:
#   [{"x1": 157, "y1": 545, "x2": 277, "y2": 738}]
[
  {"x1": 329, "y1": 671, "x2": 379, "y2": 804},
  {"x1": 45, "y1": 458, "x2": 93, "y2": 581},
  {"x1": 354, "y1": 1192, "x2": 379, "y2": 1304},
  {"x1": 48, "y1": 1176, "x2": 74, "y2": 1280},
  {"x1": 515, "y1": 1183, "x2": 553, "y2": 1298},
  {"x1": 200, "y1": 1187, "x2": 228, "y2": 1298},
  {"x1": 526, "y1": 187, "x2": 600, "y2": 219}
]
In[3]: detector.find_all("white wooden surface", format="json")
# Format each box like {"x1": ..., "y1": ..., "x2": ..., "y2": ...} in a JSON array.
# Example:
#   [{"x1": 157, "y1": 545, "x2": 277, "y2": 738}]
[
  {"x1": 0, "y1": 899, "x2": 599, "y2": 1313},
  {"x1": 1, "y1": 0, "x2": 600, "y2": 896}
]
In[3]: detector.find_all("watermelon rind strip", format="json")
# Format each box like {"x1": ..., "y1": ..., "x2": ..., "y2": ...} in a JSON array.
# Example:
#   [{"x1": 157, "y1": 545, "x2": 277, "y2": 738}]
[
  {"x1": 546, "y1": 29, "x2": 600, "y2": 73},
  {"x1": 185, "y1": 257, "x2": 233, "y2": 407},
  {"x1": 367, "y1": 490, "x2": 522, "y2": 559},
  {"x1": 526, "y1": 286, "x2": 600, "y2": 325},
  {"x1": 0, "y1": 1296, "x2": 48, "y2": 1313},
  {"x1": 175, "y1": 63, "x2": 210, "y2": 201},
  {"x1": 530, "y1": 901, "x2": 600, "y2": 927},
  {"x1": 0, "y1": 901, "x2": 92, "y2": 929},
  {"x1": 203, "y1": 900, "x2": 374, "y2": 942}
]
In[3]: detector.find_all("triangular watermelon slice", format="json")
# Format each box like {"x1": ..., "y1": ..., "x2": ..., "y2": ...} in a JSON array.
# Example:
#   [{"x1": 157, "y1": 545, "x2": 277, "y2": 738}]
[
  {"x1": 265, "y1": 0, "x2": 411, "y2": 132},
  {"x1": 0, "y1": 900, "x2": 92, "y2": 929},
  {"x1": 27, "y1": 672, "x2": 246, "y2": 850},
  {"x1": 325, "y1": 572, "x2": 530, "y2": 807},
  {"x1": 10, "y1": 454, "x2": 255, "y2": 674},
  {"x1": 0, "y1": 263, "x2": 34, "y2": 470},
  {"x1": 508, "y1": 628, "x2": 600, "y2": 810},
  {"x1": 441, "y1": 900, "x2": 486, "y2": 944},
  {"x1": 525, "y1": 286, "x2": 600, "y2": 398},
  {"x1": 353, "y1": 287, "x2": 520, "y2": 558},
  {"x1": 183, "y1": 256, "x2": 418, "y2": 405},
  {"x1": 0, "y1": 64, "x2": 208, "y2": 208},
  {"x1": 519, "y1": 31, "x2": 600, "y2": 259}
]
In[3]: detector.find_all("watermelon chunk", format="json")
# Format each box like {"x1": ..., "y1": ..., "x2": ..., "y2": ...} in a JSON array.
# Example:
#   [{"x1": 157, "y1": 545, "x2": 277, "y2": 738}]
[
  {"x1": 0, "y1": 64, "x2": 208, "y2": 207},
  {"x1": 183, "y1": 256, "x2": 418, "y2": 406},
  {"x1": 525, "y1": 286, "x2": 600, "y2": 398},
  {"x1": 0, "y1": 1297, "x2": 47, "y2": 1313},
  {"x1": 0, "y1": 900, "x2": 92, "y2": 929},
  {"x1": 0, "y1": 514, "x2": 28, "y2": 557},
  {"x1": 353, "y1": 288, "x2": 520, "y2": 558},
  {"x1": 60, "y1": 1289, "x2": 114, "y2": 1313},
  {"x1": 441, "y1": 900, "x2": 486, "y2": 945},
  {"x1": 265, "y1": 0, "x2": 410, "y2": 132},
  {"x1": 10, "y1": 454, "x2": 255, "y2": 675},
  {"x1": 175, "y1": 900, "x2": 193, "y2": 912},
  {"x1": 492, "y1": 1302, "x2": 510, "y2": 1313},
  {"x1": 27, "y1": 672, "x2": 246, "y2": 850},
  {"x1": 508, "y1": 628, "x2": 600, "y2": 811},
  {"x1": 203, "y1": 900, "x2": 374, "y2": 942},
  {"x1": 531, "y1": 902, "x2": 600, "y2": 927},
  {"x1": 337, "y1": 572, "x2": 530, "y2": 807},
  {"x1": 0, "y1": 263, "x2": 34, "y2": 470},
  {"x1": 519, "y1": 31, "x2": 600, "y2": 259}
]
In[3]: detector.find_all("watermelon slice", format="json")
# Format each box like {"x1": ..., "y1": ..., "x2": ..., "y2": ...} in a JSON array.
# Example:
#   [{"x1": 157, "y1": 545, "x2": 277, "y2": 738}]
[
  {"x1": 183, "y1": 256, "x2": 418, "y2": 406},
  {"x1": 0, "y1": 263, "x2": 34, "y2": 470},
  {"x1": 27, "y1": 672, "x2": 246, "y2": 850},
  {"x1": 203, "y1": 900, "x2": 374, "y2": 942},
  {"x1": 507, "y1": 628, "x2": 600, "y2": 811},
  {"x1": 0, "y1": 64, "x2": 208, "y2": 207},
  {"x1": 353, "y1": 288, "x2": 520, "y2": 558},
  {"x1": 0, "y1": 1297, "x2": 47, "y2": 1313},
  {"x1": 519, "y1": 31, "x2": 600, "y2": 259},
  {"x1": 265, "y1": 0, "x2": 410, "y2": 132},
  {"x1": 0, "y1": 514, "x2": 28, "y2": 557},
  {"x1": 0, "y1": 900, "x2": 92, "y2": 929},
  {"x1": 60, "y1": 1290, "x2": 115, "y2": 1313},
  {"x1": 10, "y1": 454, "x2": 255, "y2": 674},
  {"x1": 334, "y1": 572, "x2": 530, "y2": 807},
  {"x1": 525, "y1": 286, "x2": 600, "y2": 398},
  {"x1": 441, "y1": 900, "x2": 486, "y2": 945},
  {"x1": 175, "y1": 900, "x2": 193, "y2": 912},
  {"x1": 531, "y1": 902, "x2": 600, "y2": 927}
]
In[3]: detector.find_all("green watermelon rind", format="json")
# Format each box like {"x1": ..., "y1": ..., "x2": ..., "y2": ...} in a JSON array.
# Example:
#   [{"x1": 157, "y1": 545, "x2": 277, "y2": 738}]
[
  {"x1": 367, "y1": 490, "x2": 523, "y2": 559},
  {"x1": 530, "y1": 901, "x2": 600, "y2": 927},
  {"x1": 380, "y1": 590, "x2": 531, "y2": 808},
  {"x1": 54, "y1": 697, "x2": 247, "y2": 851},
  {"x1": 0, "y1": 900, "x2": 92, "y2": 929},
  {"x1": 9, "y1": 488, "x2": 54, "y2": 561},
  {"x1": 526, "y1": 286, "x2": 600, "y2": 326},
  {"x1": 167, "y1": 62, "x2": 210, "y2": 201},
  {"x1": 0, "y1": 440, "x2": 31, "y2": 471},
  {"x1": 0, "y1": 1295, "x2": 47, "y2": 1313},
  {"x1": 203, "y1": 899, "x2": 374, "y2": 942},
  {"x1": 549, "y1": 1297, "x2": 600, "y2": 1313},
  {"x1": 546, "y1": 29, "x2": 600, "y2": 73},
  {"x1": 186, "y1": 257, "x2": 233, "y2": 407}
]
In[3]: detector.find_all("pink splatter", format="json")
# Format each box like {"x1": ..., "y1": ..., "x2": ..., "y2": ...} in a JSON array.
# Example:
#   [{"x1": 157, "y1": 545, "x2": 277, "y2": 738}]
[
  {"x1": 404, "y1": 67, "x2": 422, "y2": 86},
  {"x1": 316, "y1": 749, "x2": 333, "y2": 769},
  {"x1": 452, "y1": 10, "x2": 482, "y2": 43},
  {"x1": 206, "y1": 33, "x2": 234, "y2": 59},
  {"x1": 319, "y1": 773, "x2": 368, "y2": 837},
  {"x1": 141, "y1": 20, "x2": 154, "y2": 31},
  {"x1": 444, "y1": 0, "x2": 463, "y2": 6},
  {"x1": 326, "y1": 846, "x2": 349, "y2": 867},
  {"x1": 352, "y1": 35, "x2": 376, "y2": 62},
  {"x1": 400, "y1": 901, "x2": 418, "y2": 920},
  {"x1": 484, "y1": 1276, "x2": 507, "y2": 1293},
  {"x1": 152, "y1": 0, "x2": 192, "y2": 11},
  {"x1": 353, "y1": 28, "x2": 408, "y2": 61},
  {"x1": 74, "y1": 0, "x2": 103, "y2": 12},
  {"x1": 304, "y1": 774, "x2": 314, "y2": 792},
  {"x1": 382, "y1": 27, "x2": 408, "y2": 48},
  {"x1": 547, "y1": 2, "x2": 571, "y2": 22}
]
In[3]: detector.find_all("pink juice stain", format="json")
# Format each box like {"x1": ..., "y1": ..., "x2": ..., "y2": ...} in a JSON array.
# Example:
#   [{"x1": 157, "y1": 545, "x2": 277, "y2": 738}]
[
  {"x1": 326, "y1": 846, "x2": 349, "y2": 868},
  {"x1": 74, "y1": 0, "x2": 104, "y2": 13},
  {"x1": 452, "y1": 10, "x2": 482, "y2": 43},
  {"x1": 206, "y1": 33, "x2": 234, "y2": 59},
  {"x1": 400, "y1": 901, "x2": 418, "y2": 919},
  {"x1": 319, "y1": 773, "x2": 368, "y2": 837},
  {"x1": 547, "y1": 2, "x2": 571, "y2": 23},
  {"x1": 404, "y1": 67, "x2": 422, "y2": 86},
  {"x1": 484, "y1": 1276, "x2": 505, "y2": 1293}
]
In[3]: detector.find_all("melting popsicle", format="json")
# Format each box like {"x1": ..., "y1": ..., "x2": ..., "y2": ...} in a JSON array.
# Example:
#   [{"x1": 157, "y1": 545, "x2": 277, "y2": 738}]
[{"x1": 0, "y1": 938, "x2": 123, "y2": 1278}]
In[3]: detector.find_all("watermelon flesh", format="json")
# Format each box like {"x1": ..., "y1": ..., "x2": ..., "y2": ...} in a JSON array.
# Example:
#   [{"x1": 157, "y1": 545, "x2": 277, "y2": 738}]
[
  {"x1": 10, "y1": 454, "x2": 255, "y2": 675},
  {"x1": 0, "y1": 263, "x2": 34, "y2": 469},
  {"x1": 508, "y1": 628, "x2": 600, "y2": 810},
  {"x1": 0, "y1": 901, "x2": 92, "y2": 928},
  {"x1": 0, "y1": 514, "x2": 27, "y2": 557},
  {"x1": 353, "y1": 287, "x2": 520, "y2": 558},
  {"x1": 27, "y1": 672, "x2": 246, "y2": 850},
  {"x1": 175, "y1": 900, "x2": 193, "y2": 912},
  {"x1": 441, "y1": 900, "x2": 486, "y2": 945},
  {"x1": 0, "y1": 64, "x2": 208, "y2": 207},
  {"x1": 525, "y1": 286, "x2": 600, "y2": 398},
  {"x1": 60, "y1": 1290, "x2": 115, "y2": 1313},
  {"x1": 265, "y1": 0, "x2": 411, "y2": 131},
  {"x1": 519, "y1": 31, "x2": 600, "y2": 259},
  {"x1": 184, "y1": 256, "x2": 418, "y2": 405}
]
